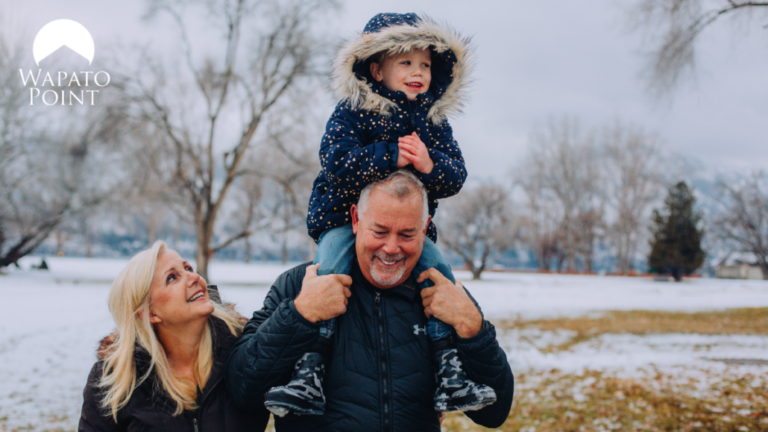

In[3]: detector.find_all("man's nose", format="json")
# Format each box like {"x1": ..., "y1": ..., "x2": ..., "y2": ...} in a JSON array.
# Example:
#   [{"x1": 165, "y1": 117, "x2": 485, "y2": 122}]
[{"x1": 382, "y1": 235, "x2": 400, "y2": 255}]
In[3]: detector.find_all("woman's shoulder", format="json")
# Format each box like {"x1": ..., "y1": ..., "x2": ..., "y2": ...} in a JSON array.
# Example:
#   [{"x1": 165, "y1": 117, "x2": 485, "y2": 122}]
[{"x1": 209, "y1": 304, "x2": 247, "y2": 355}]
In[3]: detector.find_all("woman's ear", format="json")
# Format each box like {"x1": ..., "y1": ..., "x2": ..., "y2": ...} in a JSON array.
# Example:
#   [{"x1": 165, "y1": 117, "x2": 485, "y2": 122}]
[
  {"x1": 370, "y1": 62, "x2": 383, "y2": 82},
  {"x1": 149, "y1": 309, "x2": 162, "y2": 324},
  {"x1": 139, "y1": 305, "x2": 162, "y2": 324}
]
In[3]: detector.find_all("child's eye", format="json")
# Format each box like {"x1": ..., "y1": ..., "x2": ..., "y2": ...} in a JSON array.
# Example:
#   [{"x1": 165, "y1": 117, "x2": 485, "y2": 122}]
[{"x1": 401, "y1": 61, "x2": 410, "y2": 65}]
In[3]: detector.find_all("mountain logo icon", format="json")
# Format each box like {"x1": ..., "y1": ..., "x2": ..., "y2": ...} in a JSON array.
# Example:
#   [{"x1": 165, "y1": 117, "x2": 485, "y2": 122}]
[{"x1": 33, "y1": 19, "x2": 94, "y2": 66}]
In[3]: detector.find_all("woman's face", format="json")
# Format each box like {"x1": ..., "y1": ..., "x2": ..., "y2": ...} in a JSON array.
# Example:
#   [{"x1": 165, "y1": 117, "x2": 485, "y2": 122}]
[{"x1": 147, "y1": 250, "x2": 214, "y2": 328}]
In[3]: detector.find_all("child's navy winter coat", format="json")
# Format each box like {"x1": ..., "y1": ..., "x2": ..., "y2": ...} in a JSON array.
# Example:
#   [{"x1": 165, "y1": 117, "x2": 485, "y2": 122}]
[{"x1": 307, "y1": 13, "x2": 473, "y2": 243}]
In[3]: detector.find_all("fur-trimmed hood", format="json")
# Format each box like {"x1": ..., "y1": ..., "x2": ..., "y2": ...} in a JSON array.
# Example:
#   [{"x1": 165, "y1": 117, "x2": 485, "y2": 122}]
[{"x1": 332, "y1": 12, "x2": 474, "y2": 124}]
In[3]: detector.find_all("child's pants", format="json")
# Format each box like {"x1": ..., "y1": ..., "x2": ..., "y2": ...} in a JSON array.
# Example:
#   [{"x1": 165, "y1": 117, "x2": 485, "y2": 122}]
[{"x1": 313, "y1": 224, "x2": 455, "y2": 340}]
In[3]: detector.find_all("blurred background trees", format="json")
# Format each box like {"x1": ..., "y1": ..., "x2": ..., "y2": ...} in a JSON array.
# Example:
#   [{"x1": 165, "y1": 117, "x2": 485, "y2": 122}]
[
  {"x1": 1, "y1": 0, "x2": 765, "y2": 282},
  {"x1": 629, "y1": 0, "x2": 768, "y2": 94}
]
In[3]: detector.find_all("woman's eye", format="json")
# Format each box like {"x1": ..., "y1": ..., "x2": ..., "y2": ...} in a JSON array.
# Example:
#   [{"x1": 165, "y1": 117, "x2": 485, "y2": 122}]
[
  {"x1": 185, "y1": 266, "x2": 193, "y2": 272},
  {"x1": 167, "y1": 273, "x2": 176, "y2": 283}
]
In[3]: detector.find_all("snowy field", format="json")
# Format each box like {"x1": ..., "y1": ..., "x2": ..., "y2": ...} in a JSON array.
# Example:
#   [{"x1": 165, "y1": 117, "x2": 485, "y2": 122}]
[{"x1": 1, "y1": 256, "x2": 767, "y2": 430}]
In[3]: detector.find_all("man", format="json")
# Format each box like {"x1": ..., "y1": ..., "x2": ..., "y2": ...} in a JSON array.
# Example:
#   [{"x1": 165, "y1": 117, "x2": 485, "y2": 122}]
[{"x1": 225, "y1": 171, "x2": 514, "y2": 431}]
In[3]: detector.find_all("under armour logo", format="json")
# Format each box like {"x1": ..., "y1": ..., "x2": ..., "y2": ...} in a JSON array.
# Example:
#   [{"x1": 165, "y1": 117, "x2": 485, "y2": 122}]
[{"x1": 413, "y1": 325, "x2": 427, "y2": 336}]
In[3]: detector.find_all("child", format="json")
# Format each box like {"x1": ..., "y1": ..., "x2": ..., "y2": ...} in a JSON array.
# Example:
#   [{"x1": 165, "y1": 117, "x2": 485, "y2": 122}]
[{"x1": 264, "y1": 12, "x2": 496, "y2": 417}]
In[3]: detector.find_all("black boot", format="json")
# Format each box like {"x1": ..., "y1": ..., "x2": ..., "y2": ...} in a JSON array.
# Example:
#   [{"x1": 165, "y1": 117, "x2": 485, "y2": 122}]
[
  {"x1": 433, "y1": 341, "x2": 497, "y2": 412},
  {"x1": 264, "y1": 348, "x2": 327, "y2": 417}
]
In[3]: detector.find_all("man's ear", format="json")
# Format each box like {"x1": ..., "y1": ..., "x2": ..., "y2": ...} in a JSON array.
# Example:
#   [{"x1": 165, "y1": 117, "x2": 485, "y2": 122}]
[
  {"x1": 370, "y1": 62, "x2": 383, "y2": 82},
  {"x1": 423, "y1": 215, "x2": 431, "y2": 235},
  {"x1": 351, "y1": 204, "x2": 360, "y2": 235}
]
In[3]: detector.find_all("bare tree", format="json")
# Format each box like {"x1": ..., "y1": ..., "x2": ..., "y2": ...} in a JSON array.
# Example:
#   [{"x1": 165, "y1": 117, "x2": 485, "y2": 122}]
[
  {"x1": 514, "y1": 163, "x2": 565, "y2": 271},
  {"x1": 517, "y1": 117, "x2": 603, "y2": 272},
  {"x1": 0, "y1": 123, "x2": 119, "y2": 267},
  {"x1": 439, "y1": 183, "x2": 518, "y2": 280},
  {"x1": 113, "y1": 123, "x2": 189, "y2": 247},
  {"x1": 629, "y1": 0, "x2": 768, "y2": 94},
  {"x1": 0, "y1": 29, "x2": 121, "y2": 268},
  {"x1": 711, "y1": 171, "x2": 768, "y2": 279},
  {"x1": 601, "y1": 122, "x2": 667, "y2": 273},
  {"x1": 120, "y1": 0, "x2": 336, "y2": 279}
]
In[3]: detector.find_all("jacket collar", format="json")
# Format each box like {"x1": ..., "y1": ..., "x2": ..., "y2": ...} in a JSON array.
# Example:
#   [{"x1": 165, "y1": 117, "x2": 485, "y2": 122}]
[
  {"x1": 352, "y1": 260, "x2": 419, "y2": 301},
  {"x1": 369, "y1": 81, "x2": 435, "y2": 112}
]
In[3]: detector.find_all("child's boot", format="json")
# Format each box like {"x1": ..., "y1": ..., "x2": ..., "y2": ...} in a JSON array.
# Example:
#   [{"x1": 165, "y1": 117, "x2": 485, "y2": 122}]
[
  {"x1": 264, "y1": 341, "x2": 329, "y2": 417},
  {"x1": 433, "y1": 339, "x2": 497, "y2": 412}
]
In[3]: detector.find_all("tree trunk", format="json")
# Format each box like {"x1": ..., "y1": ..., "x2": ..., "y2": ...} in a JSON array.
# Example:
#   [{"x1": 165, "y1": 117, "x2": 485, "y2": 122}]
[
  {"x1": 244, "y1": 236, "x2": 251, "y2": 263},
  {"x1": 758, "y1": 257, "x2": 768, "y2": 281},
  {"x1": 472, "y1": 267, "x2": 482, "y2": 280},
  {"x1": 56, "y1": 231, "x2": 66, "y2": 256},
  {"x1": 196, "y1": 219, "x2": 214, "y2": 281},
  {"x1": 464, "y1": 257, "x2": 478, "y2": 280},
  {"x1": 281, "y1": 232, "x2": 288, "y2": 264},
  {"x1": 672, "y1": 266, "x2": 683, "y2": 282}
]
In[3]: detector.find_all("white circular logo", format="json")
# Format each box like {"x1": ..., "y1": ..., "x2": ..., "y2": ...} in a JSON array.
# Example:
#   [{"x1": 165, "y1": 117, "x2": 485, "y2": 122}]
[{"x1": 33, "y1": 19, "x2": 94, "y2": 66}]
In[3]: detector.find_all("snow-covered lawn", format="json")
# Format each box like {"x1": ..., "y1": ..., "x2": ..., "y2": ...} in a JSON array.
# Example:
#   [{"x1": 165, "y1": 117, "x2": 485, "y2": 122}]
[{"x1": 1, "y1": 256, "x2": 767, "y2": 430}]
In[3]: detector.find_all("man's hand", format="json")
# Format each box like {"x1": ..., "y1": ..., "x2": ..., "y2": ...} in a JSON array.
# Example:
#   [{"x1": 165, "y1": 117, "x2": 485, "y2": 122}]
[
  {"x1": 398, "y1": 132, "x2": 434, "y2": 174},
  {"x1": 418, "y1": 268, "x2": 483, "y2": 339},
  {"x1": 293, "y1": 264, "x2": 352, "y2": 323}
]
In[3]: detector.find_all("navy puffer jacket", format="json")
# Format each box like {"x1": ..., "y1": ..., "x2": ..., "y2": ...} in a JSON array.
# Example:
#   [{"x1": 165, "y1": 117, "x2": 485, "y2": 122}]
[
  {"x1": 224, "y1": 262, "x2": 515, "y2": 432},
  {"x1": 307, "y1": 13, "x2": 472, "y2": 243}
]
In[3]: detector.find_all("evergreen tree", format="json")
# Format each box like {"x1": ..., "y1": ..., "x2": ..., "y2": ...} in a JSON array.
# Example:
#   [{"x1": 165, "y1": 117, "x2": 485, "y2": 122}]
[{"x1": 648, "y1": 181, "x2": 705, "y2": 281}]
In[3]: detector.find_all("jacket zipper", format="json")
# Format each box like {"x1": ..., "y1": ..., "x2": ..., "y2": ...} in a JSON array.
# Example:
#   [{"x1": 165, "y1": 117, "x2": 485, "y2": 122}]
[
  {"x1": 193, "y1": 417, "x2": 199, "y2": 432},
  {"x1": 374, "y1": 292, "x2": 391, "y2": 432},
  {"x1": 406, "y1": 100, "x2": 416, "y2": 134}
]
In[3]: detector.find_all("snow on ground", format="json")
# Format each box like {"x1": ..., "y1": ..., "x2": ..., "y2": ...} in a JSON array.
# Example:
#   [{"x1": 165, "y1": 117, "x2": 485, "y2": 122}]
[
  {"x1": 1, "y1": 257, "x2": 767, "y2": 430},
  {"x1": 503, "y1": 330, "x2": 768, "y2": 375}
]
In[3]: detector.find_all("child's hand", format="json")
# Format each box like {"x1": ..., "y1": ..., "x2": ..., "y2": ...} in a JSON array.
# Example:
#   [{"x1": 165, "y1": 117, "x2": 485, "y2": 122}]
[
  {"x1": 396, "y1": 145, "x2": 411, "y2": 168},
  {"x1": 398, "y1": 132, "x2": 434, "y2": 174}
]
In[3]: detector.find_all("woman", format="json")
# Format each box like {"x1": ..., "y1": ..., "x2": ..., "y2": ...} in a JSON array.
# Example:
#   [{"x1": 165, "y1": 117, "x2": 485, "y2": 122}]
[{"x1": 79, "y1": 241, "x2": 267, "y2": 431}]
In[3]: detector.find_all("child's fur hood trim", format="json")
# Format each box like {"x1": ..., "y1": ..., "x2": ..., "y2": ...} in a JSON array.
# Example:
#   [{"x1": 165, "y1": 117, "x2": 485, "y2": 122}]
[{"x1": 332, "y1": 15, "x2": 474, "y2": 124}]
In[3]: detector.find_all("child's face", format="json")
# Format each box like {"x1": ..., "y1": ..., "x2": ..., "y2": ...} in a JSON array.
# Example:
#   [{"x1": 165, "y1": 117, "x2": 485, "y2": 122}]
[{"x1": 370, "y1": 49, "x2": 431, "y2": 101}]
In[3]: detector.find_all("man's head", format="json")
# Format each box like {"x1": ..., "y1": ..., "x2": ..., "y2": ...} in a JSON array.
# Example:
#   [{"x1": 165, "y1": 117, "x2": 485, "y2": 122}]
[
  {"x1": 351, "y1": 170, "x2": 429, "y2": 289},
  {"x1": 370, "y1": 48, "x2": 432, "y2": 101}
]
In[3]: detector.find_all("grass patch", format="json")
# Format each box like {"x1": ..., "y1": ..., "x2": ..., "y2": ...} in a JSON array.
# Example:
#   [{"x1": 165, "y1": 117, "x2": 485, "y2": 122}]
[
  {"x1": 496, "y1": 308, "x2": 768, "y2": 353},
  {"x1": 442, "y1": 369, "x2": 768, "y2": 432}
]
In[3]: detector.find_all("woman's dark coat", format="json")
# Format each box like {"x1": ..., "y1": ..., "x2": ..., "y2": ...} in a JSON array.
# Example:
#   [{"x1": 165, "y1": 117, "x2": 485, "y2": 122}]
[
  {"x1": 78, "y1": 313, "x2": 268, "y2": 432},
  {"x1": 307, "y1": 13, "x2": 473, "y2": 243}
]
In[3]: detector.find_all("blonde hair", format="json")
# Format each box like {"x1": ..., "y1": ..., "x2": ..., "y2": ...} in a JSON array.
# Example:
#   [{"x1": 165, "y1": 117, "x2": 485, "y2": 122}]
[{"x1": 98, "y1": 241, "x2": 243, "y2": 420}]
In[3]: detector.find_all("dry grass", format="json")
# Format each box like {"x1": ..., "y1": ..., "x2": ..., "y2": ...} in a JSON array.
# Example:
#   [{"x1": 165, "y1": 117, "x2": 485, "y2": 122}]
[
  {"x1": 495, "y1": 308, "x2": 768, "y2": 353},
  {"x1": 442, "y1": 369, "x2": 768, "y2": 432},
  {"x1": 222, "y1": 308, "x2": 768, "y2": 432}
]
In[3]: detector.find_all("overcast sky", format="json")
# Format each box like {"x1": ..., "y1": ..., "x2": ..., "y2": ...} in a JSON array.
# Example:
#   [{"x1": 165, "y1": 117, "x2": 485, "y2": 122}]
[{"x1": 6, "y1": 0, "x2": 768, "y2": 183}]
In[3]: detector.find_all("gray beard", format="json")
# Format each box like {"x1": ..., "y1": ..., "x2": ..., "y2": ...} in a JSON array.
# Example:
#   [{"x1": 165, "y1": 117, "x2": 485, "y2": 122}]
[{"x1": 370, "y1": 252, "x2": 407, "y2": 286}]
